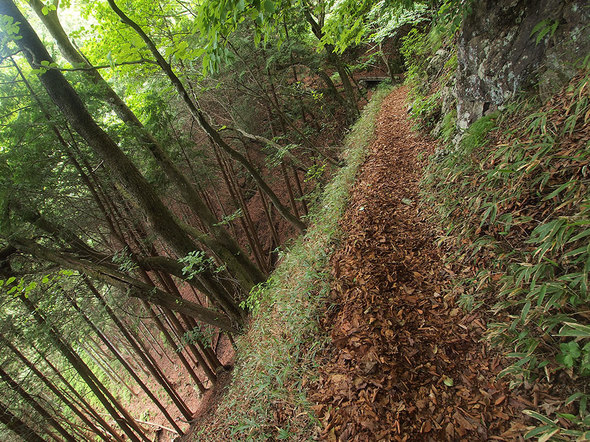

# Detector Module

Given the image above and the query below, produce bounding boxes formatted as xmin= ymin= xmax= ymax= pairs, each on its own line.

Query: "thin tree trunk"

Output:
xmin=143 ymin=301 xmax=208 ymax=395
xmin=28 ymin=0 xmax=264 ymax=290
xmin=0 ymin=336 xmax=111 ymax=441
xmin=292 ymin=166 xmax=309 ymax=216
xmin=157 ymin=271 xmax=222 ymax=379
xmin=9 ymin=238 xmax=238 ymax=332
xmin=258 ymin=187 xmax=281 ymax=248
xmin=34 ymin=348 xmax=123 ymax=441
xmin=0 ymin=398 xmax=47 ymax=442
xmin=0 ymin=366 xmax=77 ymax=442
xmin=222 ymin=149 xmax=267 ymax=273
xmin=84 ymin=341 xmax=136 ymax=396
xmin=68 ymin=295 xmax=184 ymax=435
xmin=0 ymin=2 xmax=251 ymax=316
xmin=16 ymin=294 xmax=147 ymax=442
xmin=139 ymin=322 xmax=169 ymax=362
xmin=106 ymin=0 xmax=306 ymax=233
xmin=302 ymin=7 xmax=359 ymax=120
xmin=85 ymin=277 xmax=198 ymax=417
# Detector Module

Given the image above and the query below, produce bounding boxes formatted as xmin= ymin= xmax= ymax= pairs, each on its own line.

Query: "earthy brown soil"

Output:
xmin=309 ymin=87 xmax=532 ymax=441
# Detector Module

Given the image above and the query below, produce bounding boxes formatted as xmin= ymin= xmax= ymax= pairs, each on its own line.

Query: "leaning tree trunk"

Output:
xmin=106 ymin=0 xmax=306 ymax=233
xmin=67 ymin=295 xmax=184 ymax=435
xmin=0 ymin=398 xmax=47 ymax=442
xmin=0 ymin=0 xmax=247 ymax=319
xmin=27 ymin=0 xmax=265 ymax=290
xmin=16 ymin=293 xmax=147 ymax=442
xmin=33 ymin=349 xmax=123 ymax=441
xmin=85 ymin=278 xmax=197 ymax=417
xmin=9 ymin=237 xmax=238 ymax=332
xmin=302 ymin=8 xmax=359 ymax=121
xmin=0 ymin=366 xmax=77 ymax=442
xmin=0 ymin=336 xmax=110 ymax=441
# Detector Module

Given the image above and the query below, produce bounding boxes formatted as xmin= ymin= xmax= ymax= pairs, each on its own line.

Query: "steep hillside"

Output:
xmin=188 ymin=2 xmax=590 ymax=440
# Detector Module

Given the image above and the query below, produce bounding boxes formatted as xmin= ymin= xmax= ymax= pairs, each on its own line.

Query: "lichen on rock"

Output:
xmin=455 ymin=0 xmax=590 ymax=131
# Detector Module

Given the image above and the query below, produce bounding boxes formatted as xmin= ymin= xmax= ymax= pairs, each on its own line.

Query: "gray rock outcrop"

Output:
xmin=455 ymin=0 xmax=590 ymax=130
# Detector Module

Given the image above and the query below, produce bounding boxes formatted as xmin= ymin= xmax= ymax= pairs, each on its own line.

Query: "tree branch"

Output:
xmin=56 ymin=58 xmax=157 ymax=71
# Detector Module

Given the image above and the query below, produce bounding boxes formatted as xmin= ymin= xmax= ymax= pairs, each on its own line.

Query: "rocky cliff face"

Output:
xmin=455 ymin=0 xmax=590 ymax=130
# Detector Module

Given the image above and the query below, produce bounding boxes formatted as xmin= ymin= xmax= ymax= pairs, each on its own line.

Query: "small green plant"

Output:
xmin=530 ymin=19 xmax=559 ymax=44
xmin=181 ymin=325 xmax=214 ymax=350
xmin=213 ymin=208 xmax=243 ymax=226
xmin=240 ymin=277 xmax=273 ymax=313
xmin=400 ymin=10 xmax=458 ymax=132
xmin=410 ymin=89 xmax=442 ymax=130
xmin=440 ymin=109 xmax=457 ymax=142
xmin=556 ymin=341 xmax=590 ymax=375
xmin=179 ymin=250 xmax=225 ymax=279
xmin=523 ymin=408 xmax=590 ymax=440
xmin=112 ymin=247 xmax=137 ymax=273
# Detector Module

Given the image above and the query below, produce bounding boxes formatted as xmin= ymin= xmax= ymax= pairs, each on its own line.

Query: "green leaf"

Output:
xmin=542 ymin=181 xmax=573 ymax=200
xmin=557 ymin=352 xmax=574 ymax=368
xmin=566 ymin=392 xmax=584 ymax=405
xmin=263 ymin=0 xmax=275 ymax=14
xmin=566 ymin=341 xmax=581 ymax=358
xmin=568 ymin=228 xmax=590 ymax=243
xmin=559 ymin=322 xmax=590 ymax=338
xmin=524 ymin=424 xmax=555 ymax=439
xmin=523 ymin=410 xmax=556 ymax=425
xmin=442 ymin=375 xmax=454 ymax=386
xmin=521 ymin=301 xmax=531 ymax=323
xmin=539 ymin=429 xmax=560 ymax=442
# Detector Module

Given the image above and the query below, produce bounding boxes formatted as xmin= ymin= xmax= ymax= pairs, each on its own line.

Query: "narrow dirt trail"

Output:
xmin=311 ymin=87 xmax=528 ymax=441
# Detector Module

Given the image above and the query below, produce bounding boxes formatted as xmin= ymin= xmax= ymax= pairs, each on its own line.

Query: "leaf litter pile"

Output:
xmin=310 ymin=87 xmax=531 ymax=441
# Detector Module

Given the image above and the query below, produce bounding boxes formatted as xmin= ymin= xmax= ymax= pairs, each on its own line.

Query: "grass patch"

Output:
xmin=192 ymin=86 xmax=394 ymax=441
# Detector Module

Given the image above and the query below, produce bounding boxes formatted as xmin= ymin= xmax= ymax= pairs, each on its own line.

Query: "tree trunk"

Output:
xmin=33 ymin=348 xmax=123 ymax=441
xmin=9 ymin=237 xmax=238 ymax=332
xmin=0 ymin=336 xmax=110 ymax=440
xmin=0 ymin=1 xmax=251 ymax=315
xmin=302 ymin=8 xmax=359 ymax=120
xmin=0 ymin=366 xmax=77 ymax=442
xmin=0 ymin=398 xmax=47 ymax=442
xmin=27 ymin=0 xmax=265 ymax=290
xmin=16 ymin=293 xmax=148 ymax=442
xmin=106 ymin=0 xmax=306 ymax=233
xmin=85 ymin=278 xmax=196 ymax=419
xmin=67 ymin=295 xmax=184 ymax=435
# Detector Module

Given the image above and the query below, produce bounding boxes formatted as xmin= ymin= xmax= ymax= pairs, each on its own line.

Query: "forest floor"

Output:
xmin=308 ymin=87 xmax=534 ymax=441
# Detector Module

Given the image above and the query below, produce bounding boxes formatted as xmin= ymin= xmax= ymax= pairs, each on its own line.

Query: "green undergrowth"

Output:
xmin=192 ymin=86 xmax=393 ymax=441
xmin=421 ymin=70 xmax=590 ymax=439
xmin=401 ymin=5 xmax=590 ymax=438
xmin=400 ymin=11 xmax=457 ymax=133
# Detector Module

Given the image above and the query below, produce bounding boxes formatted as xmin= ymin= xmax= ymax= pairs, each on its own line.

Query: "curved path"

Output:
xmin=311 ymin=87 xmax=527 ymax=441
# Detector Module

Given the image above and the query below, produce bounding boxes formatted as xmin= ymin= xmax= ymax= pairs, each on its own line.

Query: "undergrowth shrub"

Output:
xmin=423 ymin=71 xmax=590 ymax=440
xmin=400 ymin=10 xmax=457 ymax=132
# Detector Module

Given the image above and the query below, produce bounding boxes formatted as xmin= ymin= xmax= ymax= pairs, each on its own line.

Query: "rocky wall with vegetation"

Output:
xmin=403 ymin=1 xmax=590 ymax=439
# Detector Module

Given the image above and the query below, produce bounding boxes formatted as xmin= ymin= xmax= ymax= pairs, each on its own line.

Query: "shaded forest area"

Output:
xmin=1 ymin=0 xmax=589 ymax=441
xmin=0 ymin=0 xmax=403 ymax=439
